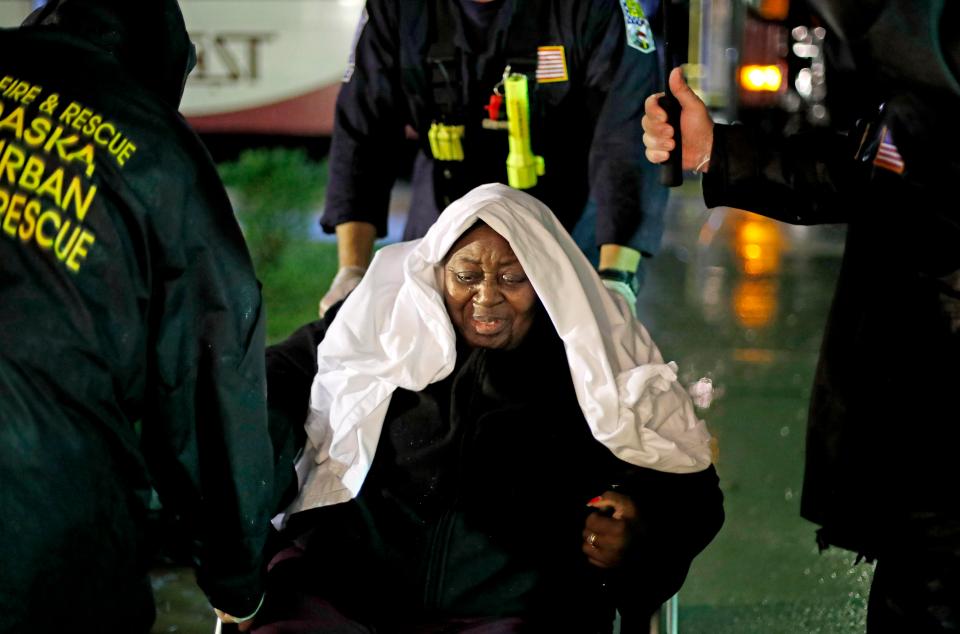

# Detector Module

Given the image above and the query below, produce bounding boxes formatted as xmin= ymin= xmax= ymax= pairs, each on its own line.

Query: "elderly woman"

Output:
xmin=256 ymin=184 xmax=722 ymax=633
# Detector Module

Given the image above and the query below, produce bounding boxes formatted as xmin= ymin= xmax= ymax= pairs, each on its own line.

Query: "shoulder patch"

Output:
xmin=343 ymin=7 xmax=369 ymax=83
xmin=873 ymin=127 xmax=906 ymax=175
xmin=536 ymin=45 xmax=569 ymax=83
xmin=619 ymin=0 xmax=656 ymax=54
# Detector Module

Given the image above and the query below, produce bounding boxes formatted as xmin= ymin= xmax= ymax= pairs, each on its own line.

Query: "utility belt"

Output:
xmin=420 ymin=0 xmax=547 ymax=208
xmin=427 ymin=67 xmax=544 ymax=182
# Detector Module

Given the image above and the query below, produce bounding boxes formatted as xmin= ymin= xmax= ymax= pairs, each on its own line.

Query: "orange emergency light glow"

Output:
xmin=740 ymin=65 xmax=783 ymax=92
xmin=757 ymin=0 xmax=790 ymax=21
xmin=742 ymin=243 xmax=763 ymax=261
xmin=735 ymin=218 xmax=782 ymax=276
xmin=733 ymin=279 xmax=778 ymax=329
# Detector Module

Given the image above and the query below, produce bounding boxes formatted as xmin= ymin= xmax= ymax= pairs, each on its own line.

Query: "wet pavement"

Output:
xmin=637 ymin=183 xmax=871 ymax=633
xmin=150 ymin=181 xmax=872 ymax=633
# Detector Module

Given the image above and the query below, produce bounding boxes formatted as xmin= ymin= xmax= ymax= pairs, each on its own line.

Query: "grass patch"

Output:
xmin=219 ymin=148 xmax=327 ymax=270
xmin=216 ymin=147 xmax=336 ymax=343
xmin=258 ymin=239 xmax=339 ymax=344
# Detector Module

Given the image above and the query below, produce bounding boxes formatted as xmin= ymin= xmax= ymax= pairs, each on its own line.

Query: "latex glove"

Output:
xmin=598 ymin=246 xmax=640 ymax=316
xmin=602 ymin=278 xmax=637 ymax=316
xmin=318 ymin=265 xmax=366 ymax=317
xmin=597 ymin=268 xmax=637 ymax=317
xmin=582 ymin=491 xmax=639 ymax=569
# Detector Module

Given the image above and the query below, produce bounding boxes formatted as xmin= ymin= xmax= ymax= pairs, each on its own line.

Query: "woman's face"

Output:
xmin=443 ymin=224 xmax=537 ymax=349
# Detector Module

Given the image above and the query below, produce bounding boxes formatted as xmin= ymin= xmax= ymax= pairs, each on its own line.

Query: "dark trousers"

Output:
xmin=250 ymin=543 xmax=530 ymax=634
xmin=867 ymin=515 xmax=960 ymax=632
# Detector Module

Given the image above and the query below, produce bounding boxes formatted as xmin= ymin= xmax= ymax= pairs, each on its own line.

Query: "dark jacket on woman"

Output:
xmin=266 ymin=311 xmax=723 ymax=632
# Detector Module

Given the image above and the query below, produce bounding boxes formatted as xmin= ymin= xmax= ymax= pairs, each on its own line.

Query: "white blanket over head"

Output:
xmin=283 ymin=184 xmax=713 ymax=518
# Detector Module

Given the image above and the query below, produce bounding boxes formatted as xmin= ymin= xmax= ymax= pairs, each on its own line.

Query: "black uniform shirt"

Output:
xmin=321 ymin=0 xmax=667 ymax=253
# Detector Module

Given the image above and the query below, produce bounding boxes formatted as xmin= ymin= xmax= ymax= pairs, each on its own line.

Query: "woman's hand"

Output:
xmin=581 ymin=490 xmax=639 ymax=568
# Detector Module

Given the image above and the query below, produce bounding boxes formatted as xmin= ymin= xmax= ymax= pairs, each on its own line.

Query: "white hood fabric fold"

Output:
xmin=282 ymin=184 xmax=713 ymax=519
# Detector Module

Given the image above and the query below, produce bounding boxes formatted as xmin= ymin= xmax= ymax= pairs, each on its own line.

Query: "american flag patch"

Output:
xmin=536 ymin=46 xmax=568 ymax=83
xmin=873 ymin=127 xmax=905 ymax=174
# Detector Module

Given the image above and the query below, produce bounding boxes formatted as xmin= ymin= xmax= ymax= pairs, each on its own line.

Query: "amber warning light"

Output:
xmin=739 ymin=65 xmax=783 ymax=92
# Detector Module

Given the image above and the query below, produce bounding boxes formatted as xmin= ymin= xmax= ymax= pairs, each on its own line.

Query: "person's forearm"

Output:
xmin=704 ymin=124 xmax=862 ymax=225
xmin=598 ymin=244 xmax=643 ymax=315
xmin=336 ymin=221 xmax=377 ymax=268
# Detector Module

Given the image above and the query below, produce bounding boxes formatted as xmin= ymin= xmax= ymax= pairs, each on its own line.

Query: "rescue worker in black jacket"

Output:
xmin=318 ymin=0 xmax=668 ymax=315
xmin=0 ymin=1 xmax=274 ymax=631
xmin=643 ymin=0 xmax=959 ymax=630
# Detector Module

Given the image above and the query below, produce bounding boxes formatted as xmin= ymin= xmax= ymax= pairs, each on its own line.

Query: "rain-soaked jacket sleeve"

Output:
xmin=703 ymin=116 xmax=960 ymax=276
xmin=321 ymin=0 xmax=408 ymax=237
xmin=140 ymin=151 xmax=273 ymax=618
xmin=702 ymin=123 xmax=860 ymax=225
xmin=583 ymin=0 xmax=667 ymax=251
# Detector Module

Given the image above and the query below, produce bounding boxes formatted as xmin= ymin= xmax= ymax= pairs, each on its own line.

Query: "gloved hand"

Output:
xmin=599 ymin=269 xmax=638 ymax=317
xmin=319 ymin=265 xmax=366 ymax=317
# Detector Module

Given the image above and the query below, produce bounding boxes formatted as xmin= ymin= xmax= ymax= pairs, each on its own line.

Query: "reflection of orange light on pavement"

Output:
xmin=742 ymin=243 xmax=763 ymax=260
xmin=733 ymin=348 xmax=776 ymax=364
xmin=735 ymin=217 xmax=783 ymax=276
xmin=740 ymin=221 xmax=769 ymax=244
xmin=740 ymin=65 xmax=783 ymax=92
xmin=743 ymin=257 xmax=766 ymax=276
xmin=733 ymin=278 xmax=778 ymax=329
